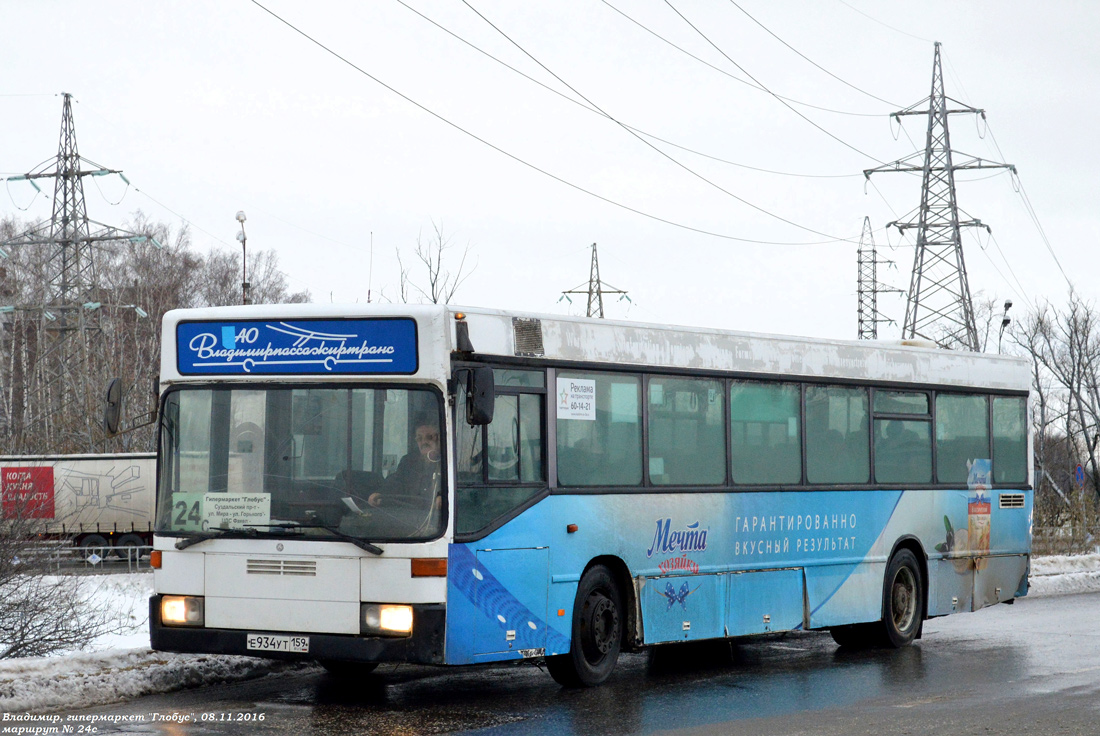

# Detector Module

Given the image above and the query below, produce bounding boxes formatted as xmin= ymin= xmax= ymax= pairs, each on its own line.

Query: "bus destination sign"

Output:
xmin=176 ymin=318 xmax=418 ymax=375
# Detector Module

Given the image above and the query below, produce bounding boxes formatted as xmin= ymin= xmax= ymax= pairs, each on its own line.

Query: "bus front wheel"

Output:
xmin=546 ymin=564 xmax=622 ymax=688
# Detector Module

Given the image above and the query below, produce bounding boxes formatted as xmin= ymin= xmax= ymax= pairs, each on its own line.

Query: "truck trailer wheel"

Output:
xmin=79 ymin=534 xmax=109 ymax=560
xmin=113 ymin=533 xmax=146 ymax=560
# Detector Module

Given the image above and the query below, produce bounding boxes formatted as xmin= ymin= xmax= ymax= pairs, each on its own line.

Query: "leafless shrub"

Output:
xmin=0 ymin=501 xmax=127 ymax=659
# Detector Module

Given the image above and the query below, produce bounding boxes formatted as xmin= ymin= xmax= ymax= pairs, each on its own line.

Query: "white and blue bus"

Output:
xmin=150 ymin=305 xmax=1031 ymax=686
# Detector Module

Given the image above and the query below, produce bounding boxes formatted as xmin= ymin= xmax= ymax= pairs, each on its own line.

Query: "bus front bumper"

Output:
xmin=149 ymin=595 xmax=446 ymax=665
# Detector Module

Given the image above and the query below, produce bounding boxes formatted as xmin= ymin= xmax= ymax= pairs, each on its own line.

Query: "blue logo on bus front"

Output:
xmin=176 ymin=319 xmax=418 ymax=375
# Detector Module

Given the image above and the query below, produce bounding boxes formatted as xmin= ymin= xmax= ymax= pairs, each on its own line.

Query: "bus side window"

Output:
xmin=936 ymin=394 xmax=990 ymax=484
xmin=992 ymin=396 xmax=1026 ymax=484
xmin=648 ymin=377 xmax=725 ymax=485
xmin=455 ymin=369 xmax=546 ymax=535
xmin=730 ymin=381 xmax=801 ymax=485
xmin=806 ymin=385 xmax=870 ymax=485
xmin=556 ymin=371 xmax=641 ymax=487
xmin=871 ymin=390 xmax=932 ymax=485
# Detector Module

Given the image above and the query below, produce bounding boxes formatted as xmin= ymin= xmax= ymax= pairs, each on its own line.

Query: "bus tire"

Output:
xmin=829 ymin=622 xmax=876 ymax=649
xmin=880 ymin=548 xmax=923 ymax=648
xmin=546 ymin=564 xmax=622 ymax=688
xmin=319 ymin=660 xmax=379 ymax=678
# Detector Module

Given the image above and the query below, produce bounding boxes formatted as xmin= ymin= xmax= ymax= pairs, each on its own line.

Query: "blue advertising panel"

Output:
xmin=176 ymin=319 xmax=418 ymax=375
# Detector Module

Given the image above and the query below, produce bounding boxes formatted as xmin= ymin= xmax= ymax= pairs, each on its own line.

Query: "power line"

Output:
xmin=132 ymin=188 xmax=236 ymax=249
xmin=459 ymin=0 xmax=853 ymax=241
xmin=0 ymin=93 xmax=155 ymax=451
xmin=395 ymin=0 xmax=861 ymax=180
xmin=250 ymin=0 xmax=857 ymax=246
xmin=600 ymin=0 xmax=887 ymax=118
xmin=833 ymin=0 xmax=933 ymax=44
xmin=982 ymin=125 xmax=1072 ymax=288
xmin=726 ymin=0 xmax=899 ymax=107
xmin=864 ymin=42 xmax=1014 ymax=351
xmin=983 ymin=230 xmax=1034 ymax=311
xmin=932 ymin=54 xmax=1071 ymax=290
xmin=661 ymin=0 xmax=887 ymax=164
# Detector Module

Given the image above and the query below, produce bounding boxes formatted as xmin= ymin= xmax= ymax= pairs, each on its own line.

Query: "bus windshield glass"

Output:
xmin=156 ymin=386 xmax=444 ymax=542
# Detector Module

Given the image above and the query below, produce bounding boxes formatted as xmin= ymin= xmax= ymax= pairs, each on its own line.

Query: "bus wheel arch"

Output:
xmin=887 ymin=536 xmax=929 ymax=637
xmin=588 ymin=555 xmax=640 ymax=651
xmin=831 ymin=540 xmax=927 ymax=650
xmin=546 ymin=559 xmax=629 ymax=687
xmin=880 ymin=544 xmax=925 ymax=648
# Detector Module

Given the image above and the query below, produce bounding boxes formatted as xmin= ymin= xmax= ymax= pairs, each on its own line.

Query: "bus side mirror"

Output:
xmin=103 ymin=377 xmax=122 ymax=435
xmin=465 ymin=366 xmax=495 ymax=426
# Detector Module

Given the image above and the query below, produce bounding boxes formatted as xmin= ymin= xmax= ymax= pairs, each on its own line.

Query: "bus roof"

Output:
xmin=160 ymin=304 xmax=1031 ymax=392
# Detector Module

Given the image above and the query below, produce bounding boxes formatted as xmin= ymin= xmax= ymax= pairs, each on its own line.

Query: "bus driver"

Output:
xmin=368 ymin=420 xmax=441 ymax=508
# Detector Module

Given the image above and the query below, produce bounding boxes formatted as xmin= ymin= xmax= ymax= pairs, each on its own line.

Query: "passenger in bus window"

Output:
xmin=368 ymin=420 xmax=441 ymax=507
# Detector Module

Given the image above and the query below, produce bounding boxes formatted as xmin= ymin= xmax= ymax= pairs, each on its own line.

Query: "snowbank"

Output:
xmin=0 ymin=649 xmax=302 ymax=713
xmin=0 ymin=573 xmax=309 ymax=713
xmin=2 ymin=555 xmax=1098 ymax=714
xmin=1028 ymin=552 xmax=1100 ymax=597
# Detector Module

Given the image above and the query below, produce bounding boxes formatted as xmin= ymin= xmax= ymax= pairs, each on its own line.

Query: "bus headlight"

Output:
xmin=361 ymin=604 xmax=413 ymax=636
xmin=161 ymin=595 xmax=205 ymax=627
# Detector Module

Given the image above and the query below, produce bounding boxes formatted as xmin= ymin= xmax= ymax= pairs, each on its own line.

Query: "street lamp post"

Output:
xmin=998 ymin=299 xmax=1013 ymax=353
xmin=236 ymin=211 xmax=250 ymax=305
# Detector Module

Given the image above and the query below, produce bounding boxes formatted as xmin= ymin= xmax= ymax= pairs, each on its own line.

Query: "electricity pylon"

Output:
xmin=864 ymin=43 xmax=1014 ymax=351
xmin=856 ymin=217 xmax=901 ymax=340
xmin=0 ymin=93 xmax=155 ymax=451
xmin=559 ymin=243 xmax=629 ymax=318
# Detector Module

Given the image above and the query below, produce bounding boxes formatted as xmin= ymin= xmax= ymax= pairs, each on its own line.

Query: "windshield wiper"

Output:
xmin=174 ymin=526 xmax=257 ymax=550
xmin=249 ymin=522 xmax=383 ymax=556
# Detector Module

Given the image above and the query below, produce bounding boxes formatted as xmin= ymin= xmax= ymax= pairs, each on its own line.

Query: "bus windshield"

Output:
xmin=156 ymin=386 xmax=444 ymax=542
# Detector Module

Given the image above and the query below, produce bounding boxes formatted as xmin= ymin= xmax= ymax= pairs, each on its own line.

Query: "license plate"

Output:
xmin=246 ymin=633 xmax=310 ymax=653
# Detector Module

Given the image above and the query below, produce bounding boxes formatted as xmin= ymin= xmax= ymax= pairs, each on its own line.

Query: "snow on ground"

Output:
xmin=0 ymin=573 xmax=310 ymax=714
xmin=2 ymin=555 xmax=1099 ymax=715
xmin=1027 ymin=552 xmax=1100 ymax=596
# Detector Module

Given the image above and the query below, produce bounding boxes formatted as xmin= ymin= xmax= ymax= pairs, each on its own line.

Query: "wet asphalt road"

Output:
xmin=65 ymin=590 xmax=1100 ymax=736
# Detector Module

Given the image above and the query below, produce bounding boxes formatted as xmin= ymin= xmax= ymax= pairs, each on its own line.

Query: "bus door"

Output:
xmin=452 ymin=366 xmax=551 ymax=660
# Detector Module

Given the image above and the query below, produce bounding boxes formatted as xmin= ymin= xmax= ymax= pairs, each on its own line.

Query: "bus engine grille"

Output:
xmin=998 ymin=493 xmax=1026 ymax=509
xmin=246 ymin=559 xmax=318 ymax=576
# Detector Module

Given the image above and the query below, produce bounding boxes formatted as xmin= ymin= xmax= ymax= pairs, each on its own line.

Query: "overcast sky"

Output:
xmin=1 ymin=1 xmax=1093 ymax=342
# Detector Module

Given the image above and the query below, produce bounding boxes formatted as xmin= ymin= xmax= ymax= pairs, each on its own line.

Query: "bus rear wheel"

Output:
xmin=881 ymin=548 xmax=923 ymax=648
xmin=830 ymin=549 xmax=924 ymax=649
xmin=829 ymin=622 xmax=876 ymax=649
xmin=546 ymin=564 xmax=622 ymax=688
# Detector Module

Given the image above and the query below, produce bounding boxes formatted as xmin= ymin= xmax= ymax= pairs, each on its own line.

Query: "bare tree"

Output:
xmin=0 ymin=501 xmax=127 ymax=659
xmin=1014 ymin=291 xmax=1100 ymax=551
xmin=397 ymin=221 xmax=475 ymax=304
xmin=198 ymin=248 xmax=309 ymax=307
xmin=0 ymin=211 xmax=310 ymax=454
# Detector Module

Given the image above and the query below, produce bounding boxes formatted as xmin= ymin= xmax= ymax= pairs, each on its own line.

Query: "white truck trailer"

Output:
xmin=1 ymin=453 xmax=155 ymax=554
